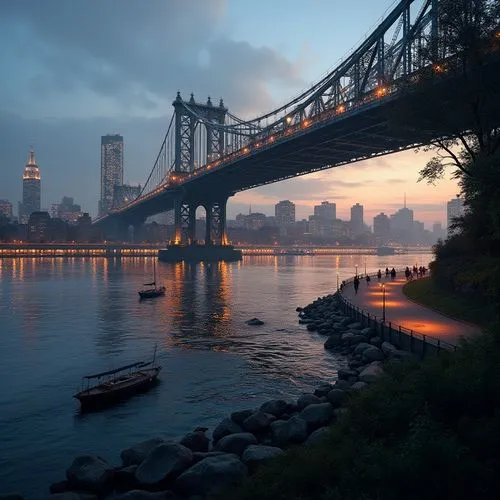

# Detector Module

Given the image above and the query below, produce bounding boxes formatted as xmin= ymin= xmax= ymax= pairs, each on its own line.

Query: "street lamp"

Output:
xmin=336 ymin=272 xmax=339 ymax=292
xmin=380 ymin=283 xmax=386 ymax=322
xmin=355 ymin=264 xmax=358 ymax=277
xmin=364 ymin=260 xmax=367 ymax=276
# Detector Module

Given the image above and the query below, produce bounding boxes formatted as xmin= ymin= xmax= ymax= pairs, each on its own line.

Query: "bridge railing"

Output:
xmin=337 ymin=271 xmax=457 ymax=358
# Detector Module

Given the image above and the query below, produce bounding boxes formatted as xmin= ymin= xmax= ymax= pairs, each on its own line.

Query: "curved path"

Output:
xmin=342 ymin=276 xmax=481 ymax=345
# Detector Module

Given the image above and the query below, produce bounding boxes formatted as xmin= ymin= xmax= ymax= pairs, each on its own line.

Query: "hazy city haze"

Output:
xmin=0 ymin=0 xmax=460 ymax=225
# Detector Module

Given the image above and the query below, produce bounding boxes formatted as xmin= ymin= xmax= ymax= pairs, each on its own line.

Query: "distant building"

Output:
xmin=99 ymin=134 xmax=124 ymax=217
xmin=447 ymin=197 xmax=465 ymax=234
xmin=0 ymin=199 xmax=13 ymax=219
xmin=373 ymin=212 xmax=390 ymax=240
xmin=390 ymin=206 xmax=414 ymax=232
xmin=350 ymin=203 xmax=364 ymax=236
xmin=275 ymin=200 xmax=295 ymax=227
xmin=432 ymin=222 xmax=446 ymax=240
xmin=112 ymin=184 xmax=141 ymax=209
xmin=245 ymin=212 xmax=267 ymax=230
xmin=19 ymin=149 xmax=41 ymax=224
xmin=54 ymin=196 xmax=82 ymax=224
xmin=314 ymin=201 xmax=336 ymax=220
xmin=27 ymin=211 xmax=51 ymax=242
xmin=76 ymin=213 xmax=92 ymax=242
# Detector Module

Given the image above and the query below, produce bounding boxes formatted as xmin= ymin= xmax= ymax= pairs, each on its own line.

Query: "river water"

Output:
xmin=0 ymin=252 xmax=431 ymax=498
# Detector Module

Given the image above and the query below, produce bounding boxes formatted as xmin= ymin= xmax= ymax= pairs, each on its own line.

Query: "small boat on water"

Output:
xmin=74 ymin=348 xmax=162 ymax=411
xmin=138 ymin=260 xmax=165 ymax=299
xmin=376 ymin=246 xmax=396 ymax=256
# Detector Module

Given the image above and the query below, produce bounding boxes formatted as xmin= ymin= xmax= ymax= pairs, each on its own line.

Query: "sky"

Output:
xmin=0 ymin=0 xmax=461 ymax=227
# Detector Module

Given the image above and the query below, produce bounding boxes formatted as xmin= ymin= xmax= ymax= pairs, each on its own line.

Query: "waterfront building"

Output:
xmin=27 ymin=211 xmax=51 ymax=242
xmin=275 ymin=200 xmax=295 ymax=227
xmin=373 ymin=212 xmax=390 ymax=240
xmin=314 ymin=201 xmax=336 ymax=220
xmin=19 ymin=149 xmax=41 ymax=224
xmin=76 ymin=213 xmax=92 ymax=242
xmin=350 ymin=203 xmax=364 ymax=236
xmin=0 ymin=199 xmax=13 ymax=219
xmin=112 ymin=184 xmax=141 ymax=210
xmin=447 ymin=196 xmax=465 ymax=235
xmin=99 ymin=134 xmax=123 ymax=217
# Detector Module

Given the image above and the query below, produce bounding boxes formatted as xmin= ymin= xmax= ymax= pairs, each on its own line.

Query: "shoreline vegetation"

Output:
xmin=403 ymin=277 xmax=494 ymax=327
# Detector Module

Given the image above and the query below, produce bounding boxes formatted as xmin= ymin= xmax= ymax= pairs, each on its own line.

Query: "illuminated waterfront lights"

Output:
xmin=302 ymin=119 xmax=310 ymax=128
xmin=243 ymin=147 xmax=249 ymax=154
xmin=286 ymin=116 xmax=293 ymax=124
xmin=337 ymin=104 xmax=346 ymax=113
xmin=375 ymin=86 xmax=387 ymax=98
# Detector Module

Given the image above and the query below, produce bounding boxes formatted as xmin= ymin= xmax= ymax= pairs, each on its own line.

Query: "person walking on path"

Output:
xmin=366 ymin=274 xmax=371 ymax=286
xmin=354 ymin=275 xmax=360 ymax=295
xmin=385 ymin=267 xmax=389 ymax=278
xmin=377 ymin=269 xmax=382 ymax=281
xmin=390 ymin=268 xmax=396 ymax=280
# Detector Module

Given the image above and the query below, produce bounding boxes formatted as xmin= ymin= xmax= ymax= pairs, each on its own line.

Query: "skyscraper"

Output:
xmin=373 ymin=212 xmax=390 ymax=240
xmin=447 ymin=197 xmax=464 ymax=235
xmin=350 ymin=203 xmax=364 ymax=236
xmin=314 ymin=201 xmax=336 ymax=220
xmin=275 ymin=200 xmax=295 ymax=227
xmin=99 ymin=134 xmax=124 ymax=217
xmin=19 ymin=149 xmax=41 ymax=224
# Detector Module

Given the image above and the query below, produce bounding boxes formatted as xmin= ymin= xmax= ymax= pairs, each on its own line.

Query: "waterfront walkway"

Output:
xmin=342 ymin=276 xmax=481 ymax=345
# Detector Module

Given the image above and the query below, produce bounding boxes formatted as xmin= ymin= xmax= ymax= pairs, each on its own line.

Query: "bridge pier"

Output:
xmin=162 ymin=195 xmax=240 ymax=262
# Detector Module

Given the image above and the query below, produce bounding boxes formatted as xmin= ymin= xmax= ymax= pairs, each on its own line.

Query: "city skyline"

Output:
xmin=0 ymin=0 xmax=460 ymax=226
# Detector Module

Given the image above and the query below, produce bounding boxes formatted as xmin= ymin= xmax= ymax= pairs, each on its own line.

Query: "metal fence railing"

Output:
xmin=337 ymin=271 xmax=457 ymax=358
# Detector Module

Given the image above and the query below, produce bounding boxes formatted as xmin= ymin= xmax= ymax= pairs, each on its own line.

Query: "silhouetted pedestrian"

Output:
xmin=366 ymin=275 xmax=371 ymax=286
xmin=390 ymin=268 xmax=396 ymax=280
xmin=354 ymin=276 xmax=360 ymax=295
xmin=385 ymin=267 xmax=389 ymax=278
xmin=377 ymin=269 xmax=382 ymax=280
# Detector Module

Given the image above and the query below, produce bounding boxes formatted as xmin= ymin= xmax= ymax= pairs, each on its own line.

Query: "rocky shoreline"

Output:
xmin=2 ymin=291 xmax=413 ymax=500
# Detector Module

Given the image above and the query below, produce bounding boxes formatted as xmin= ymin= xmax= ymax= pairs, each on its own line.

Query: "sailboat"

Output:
xmin=138 ymin=260 xmax=166 ymax=299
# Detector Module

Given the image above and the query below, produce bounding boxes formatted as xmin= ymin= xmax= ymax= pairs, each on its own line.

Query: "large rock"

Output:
xmin=327 ymin=389 xmax=347 ymax=408
xmin=359 ymin=363 xmax=385 ymax=383
xmin=212 ymin=418 xmax=243 ymax=443
xmin=381 ymin=341 xmax=398 ymax=356
xmin=337 ymin=369 xmax=358 ymax=381
xmin=114 ymin=491 xmax=176 ymax=500
xmin=362 ymin=346 xmax=385 ymax=362
xmin=242 ymin=411 xmax=275 ymax=433
xmin=214 ymin=433 xmax=257 ymax=456
xmin=260 ymin=399 xmax=287 ymax=417
xmin=192 ymin=451 xmax=226 ymax=463
xmin=246 ymin=318 xmax=264 ymax=325
xmin=270 ymin=416 xmax=308 ymax=446
xmin=135 ymin=443 xmax=193 ymax=486
xmin=114 ymin=465 xmax=139 ymax=492
xmin=180 ymin=430 xmax=209 ymax=453
xmin=353 ymin=342 xmax=373 ymax=355
xmin=230 ymin=409 xmax=255 ymax=426
xmin=241 ymin=445 xmax=284 ymax=469
xmin=324 ymin=335 xmax=341 ymax=350
xmin=299 ymin=403 xmax=334 ymax=428
xmin=66 ymin=455 xmax=114 ymax=493
xmin=175 ymin=454 xmax=248 ymax=496
xmin=296 ymin=394 xmax=322 ymax=410
xmin=121 ymin=438 xmax=166 ymax=467
xmin=350 ymin=381 xmax=368 ymax=391
xmin=314 ymin=383 xmax=334 ymax=398
xmin=303 ymin=427 xmax=331 ymax=447
xmin=48 ymin=494 xmax=81 ymax=500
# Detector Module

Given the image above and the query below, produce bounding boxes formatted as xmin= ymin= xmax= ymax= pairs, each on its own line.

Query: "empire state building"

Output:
xmin=19 ymin=149 xmax=41 ymax=223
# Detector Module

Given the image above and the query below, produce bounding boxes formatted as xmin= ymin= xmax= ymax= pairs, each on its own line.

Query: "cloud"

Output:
xmin=0 ymin=0 xmax=303 ymax=119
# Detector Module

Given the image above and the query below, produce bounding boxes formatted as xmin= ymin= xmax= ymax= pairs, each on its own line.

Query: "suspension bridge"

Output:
xmin=94 ymin=0 xmax=500 ymax=261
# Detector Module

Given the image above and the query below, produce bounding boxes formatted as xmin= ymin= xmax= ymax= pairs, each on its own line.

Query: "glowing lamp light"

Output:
xmin=337 ymin=104 xmax=346 ymax=113
xmin=375 ymin=86 xmax=387 ymax=98
xmin=286 ymin=116 xmax=292 ymax=124
xmin=302 ymin=119 xmax=310 ymax=128
xmin=243 ymin=147 xmax=249 ymax=153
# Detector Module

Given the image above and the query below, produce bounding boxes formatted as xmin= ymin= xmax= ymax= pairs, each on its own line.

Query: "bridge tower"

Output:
xmin=171 ymin=93 xmax=230 ymax=246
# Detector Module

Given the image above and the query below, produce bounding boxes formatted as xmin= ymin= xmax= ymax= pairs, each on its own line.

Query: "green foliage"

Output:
xmin=217 ymin=331 xmax=500 ymax=500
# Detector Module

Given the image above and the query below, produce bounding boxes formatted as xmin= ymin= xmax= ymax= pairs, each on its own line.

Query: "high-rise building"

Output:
xmin=99 ymin=134 xmax=124 ymax=216
xmin=19 ymin=149 xmax=41 ymax=224
xmin=350 ymin=203 xmax=364 ymax=235
xmin=27 ymin=211 xmax=51 ymax=242
xmin=447 ymin=197 xmax=464 ymax=234
xmin=373 ymin=212 xmax=390 ymax=240
xmin=314 ymin=201 xmax=336 ymax=220
xmin=275 ymin=200 xmax=295 ymax=227
xmin=0 ymin=199 xmax=13 ymax=219
xmin=54 ymin=196 xmax=83 ymax=224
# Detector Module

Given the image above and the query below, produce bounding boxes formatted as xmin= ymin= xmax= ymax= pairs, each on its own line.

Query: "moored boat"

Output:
xmin=74 ymin=348 xmax=162 ymax=411
xmin=138 ymin=260 xmax=165 ymax=299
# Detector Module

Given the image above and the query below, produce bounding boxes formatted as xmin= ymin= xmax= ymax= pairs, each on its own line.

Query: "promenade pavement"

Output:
xmin=342 ymin=275 xmax=481 ymax=345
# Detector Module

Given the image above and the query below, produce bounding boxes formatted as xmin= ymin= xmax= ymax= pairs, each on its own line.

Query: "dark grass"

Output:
xmin=403 ymin=277 xmax=494 ymax=327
